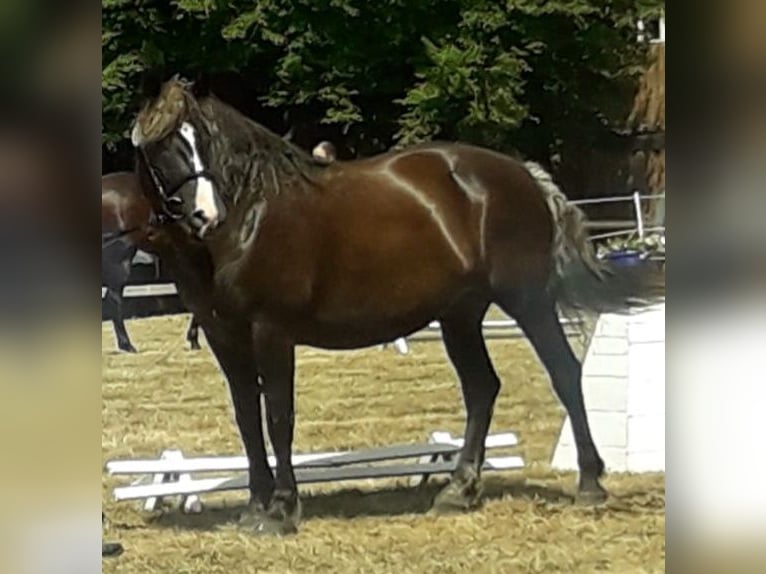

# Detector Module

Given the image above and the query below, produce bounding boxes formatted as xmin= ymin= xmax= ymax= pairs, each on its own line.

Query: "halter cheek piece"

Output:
xmin=139 ymin=147 xmax=215 ymax=225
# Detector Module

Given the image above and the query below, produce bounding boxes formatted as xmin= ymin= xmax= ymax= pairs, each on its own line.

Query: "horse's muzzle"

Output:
xmin=191 ymin=209 xmax=219 ymax=238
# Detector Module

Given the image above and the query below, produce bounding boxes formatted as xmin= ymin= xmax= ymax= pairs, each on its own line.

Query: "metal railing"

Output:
xmin=571 ymin=191 xmax=665 ymax=243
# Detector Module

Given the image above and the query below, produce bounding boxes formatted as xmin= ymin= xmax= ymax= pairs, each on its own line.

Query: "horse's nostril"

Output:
xmin=192 ymin=209 xmax=209 ymax=223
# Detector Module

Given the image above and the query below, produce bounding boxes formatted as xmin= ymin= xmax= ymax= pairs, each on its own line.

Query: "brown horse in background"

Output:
xmin=131 ymin=78 xmax=663 ymax=536
xmin=102 ymin=172 xmax=200 ymax=352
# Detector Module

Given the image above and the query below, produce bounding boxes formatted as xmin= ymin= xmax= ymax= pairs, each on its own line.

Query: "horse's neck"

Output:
xmin=157 ymin=229 xmax=212 ymax=285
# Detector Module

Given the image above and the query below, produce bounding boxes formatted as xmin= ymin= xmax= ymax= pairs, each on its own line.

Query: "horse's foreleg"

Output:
xmin=252 ymin=325 xmax=300 ymax=535
xmin=204 ymin=329 xmax=274 ymax=511
xmin=433 ymin=301 xmax=499 ymax=513
xmin=106 ymin=287 xmax=136 ymax=353
xmin=186 ymin=316 xmax=201 ymax=350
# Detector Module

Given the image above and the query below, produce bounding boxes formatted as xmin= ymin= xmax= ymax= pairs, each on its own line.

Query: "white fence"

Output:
xmin=571 ymin=192 xmax=665 ymax=243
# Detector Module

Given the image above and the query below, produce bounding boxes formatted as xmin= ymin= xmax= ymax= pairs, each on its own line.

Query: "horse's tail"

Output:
xmin=524 ymin=161 xmax=664 ymax=314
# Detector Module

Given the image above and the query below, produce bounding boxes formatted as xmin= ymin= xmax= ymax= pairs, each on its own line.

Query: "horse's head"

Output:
xmin=131 ymin=75 xmax=226 ymax=238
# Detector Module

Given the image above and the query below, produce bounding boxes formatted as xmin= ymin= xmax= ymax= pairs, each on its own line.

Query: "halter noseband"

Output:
xmin=139 ymin=146 xmax=215 ymax=224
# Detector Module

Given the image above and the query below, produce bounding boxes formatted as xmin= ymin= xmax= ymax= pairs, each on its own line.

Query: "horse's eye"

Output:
xmin=167 ymin=196 xmax=183 ymax=206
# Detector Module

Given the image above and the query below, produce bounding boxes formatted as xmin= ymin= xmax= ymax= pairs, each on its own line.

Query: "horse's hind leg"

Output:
xmin=498 ymin=290 xmax=607 ymax=504
xmin=186 ymin=316 xmax=201 ymax=350
xmin=432 ymin=299 xmax=499 ymax=513
xmin=106 ymin=287 xmax=137 ymax=353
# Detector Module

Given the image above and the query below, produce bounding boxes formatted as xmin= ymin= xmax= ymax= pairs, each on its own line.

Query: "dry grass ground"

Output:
xmin=102 ymin=314 xmax=664 ymax=573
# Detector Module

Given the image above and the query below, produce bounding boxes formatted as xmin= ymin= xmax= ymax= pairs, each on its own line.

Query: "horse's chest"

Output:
xmin=211 ymin=250 xmax=314 ymax=320
xmin=211 ymin=206 xmax=315 ymax=308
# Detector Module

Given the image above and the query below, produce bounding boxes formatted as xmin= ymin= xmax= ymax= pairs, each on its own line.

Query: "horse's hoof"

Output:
xmin=239 ymin=499 xmax=300 ymax=536
xmin=430 ymin=481 xmax=483 ymax=514
xmin=119 ymin=345 xmax=138 ymax=354
xmin=575 ymin=487 xmax=608 ymax=506
xmin=237 ymin=506 xmax=265 ymax=528
xmin=251 ymin=516 xmax=298 ymax=537
xmin=189 ymin=343 xmax=201 ymax=351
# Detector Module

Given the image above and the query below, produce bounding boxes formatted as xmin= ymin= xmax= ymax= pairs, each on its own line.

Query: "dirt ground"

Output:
xmin=102 ymin=314 xmax=664 ymax=573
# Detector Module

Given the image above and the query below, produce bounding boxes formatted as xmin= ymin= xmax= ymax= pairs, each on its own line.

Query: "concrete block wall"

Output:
xmin=551 ymin=303 xmax=665 ymax=473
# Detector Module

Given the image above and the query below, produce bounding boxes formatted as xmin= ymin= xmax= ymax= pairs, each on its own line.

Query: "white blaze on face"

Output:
xmin=178 ymin=122 xmax=218 ymax=230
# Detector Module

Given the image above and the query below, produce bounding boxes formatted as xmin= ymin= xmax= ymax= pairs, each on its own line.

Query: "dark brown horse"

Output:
xmin=131 ymin=78 xmax=663 ymax=536
xmin=102 ymin=172 xmax=200 ymax=352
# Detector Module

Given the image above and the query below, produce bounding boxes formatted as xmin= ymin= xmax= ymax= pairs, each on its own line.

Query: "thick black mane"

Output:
xmin=188 ymin=94 xmax=323 ymax=206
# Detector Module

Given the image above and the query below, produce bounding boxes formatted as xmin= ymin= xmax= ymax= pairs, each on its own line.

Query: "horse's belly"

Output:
xmin=290 ymin=275 xmax=478 ymax=349
xmin=290 ymin=311 xmax=438 ymax=349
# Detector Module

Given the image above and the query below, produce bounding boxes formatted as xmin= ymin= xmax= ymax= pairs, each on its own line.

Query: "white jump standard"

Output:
xmin=551 ymin=302 xmax=665 ymax=473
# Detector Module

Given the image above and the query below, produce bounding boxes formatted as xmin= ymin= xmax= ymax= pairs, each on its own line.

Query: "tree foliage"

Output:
xmin=102 ymin=0 xmax=663 ymax=161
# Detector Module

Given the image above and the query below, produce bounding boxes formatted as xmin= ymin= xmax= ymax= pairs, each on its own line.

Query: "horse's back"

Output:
xmin=326 ymin=141 xmax=554 ymax=289
xmin=332 ymin=141 xmax=536 ymax=201
xmin=102 ymin=171 xmax=141 ymax=201
xmin=102 ymin=171 xmax=152 ymax=234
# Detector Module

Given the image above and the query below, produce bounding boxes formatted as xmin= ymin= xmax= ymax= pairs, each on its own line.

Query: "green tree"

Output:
xmin=102 ymin=0 xmax=663 ymax=163
xmin=398 ymin=0 xmax=663 ymax=155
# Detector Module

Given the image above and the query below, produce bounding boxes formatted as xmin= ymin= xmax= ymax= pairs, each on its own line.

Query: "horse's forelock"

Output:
xmin=135 ymin=79 xmax=195 ymax=145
